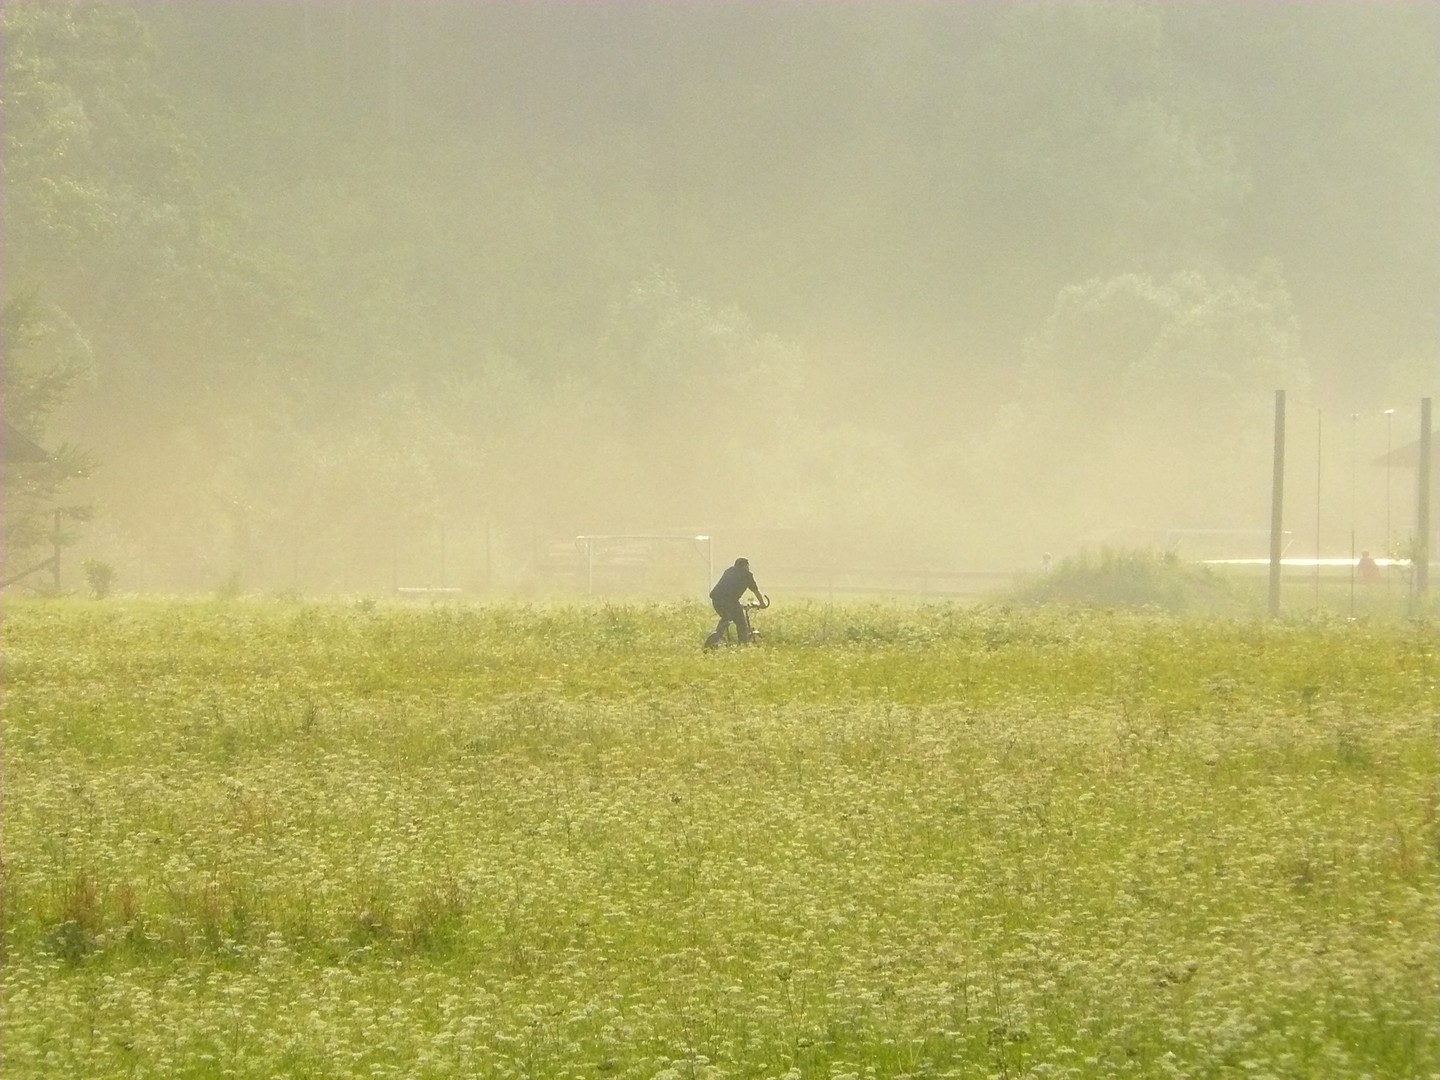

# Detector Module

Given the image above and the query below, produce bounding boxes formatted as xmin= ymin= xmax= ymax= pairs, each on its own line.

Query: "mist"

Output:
xmin=3 ymin=2 xmax=1437 ymax=596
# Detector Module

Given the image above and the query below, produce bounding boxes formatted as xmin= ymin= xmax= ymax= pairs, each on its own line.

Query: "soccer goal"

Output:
xmin=573 ymin=533 xmax=714 ymax=596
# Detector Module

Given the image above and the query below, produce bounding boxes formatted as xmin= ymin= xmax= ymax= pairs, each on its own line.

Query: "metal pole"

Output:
xmin=1268 ymin=390 xmax=1286 ymax=617
xmin=1417 ymin=397 xmax=1432 ymax=604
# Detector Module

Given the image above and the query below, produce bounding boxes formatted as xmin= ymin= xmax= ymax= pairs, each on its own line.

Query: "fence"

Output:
xmin=762 ymin=566 xmax=1019 ymax=601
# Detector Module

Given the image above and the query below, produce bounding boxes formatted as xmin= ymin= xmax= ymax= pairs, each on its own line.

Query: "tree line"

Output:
xmin=3 ymin=2 xmax=1435 ymax=591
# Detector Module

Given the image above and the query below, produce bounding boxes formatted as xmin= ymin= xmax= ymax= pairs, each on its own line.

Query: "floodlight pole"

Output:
xmin=1268 ymin=389 xmax=1286 ymax=617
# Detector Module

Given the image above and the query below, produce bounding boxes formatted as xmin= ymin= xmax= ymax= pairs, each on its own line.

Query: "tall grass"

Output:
xmin=2 ymin=598 xmax=1436 ymax=1078
xmin=1004 ymin=548 xmax=1238 ymax=614
xmin=1006 ymin=545 xmax=1438 ymax=620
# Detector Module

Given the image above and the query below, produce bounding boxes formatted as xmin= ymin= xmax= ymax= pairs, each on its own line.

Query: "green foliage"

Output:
xmin=80 ymin=558 xmax=115 ymax=599
xmin=3 ymin=3 xmax=1436 ymax=588
xmin=1004 ymin=268 xmax=1309 ymax=538
xmin=1006 ymin=547 xmax=1237 ymax=613
xmin=596 ymin=269 xmax=806 ymax=523
xmin=1 ymin=600 xmax=1436 ymax=1077
xmin=0 ymin=293 xmax=95 ymax=574
xmin=213 ymin=571 xmax=244 ymax=602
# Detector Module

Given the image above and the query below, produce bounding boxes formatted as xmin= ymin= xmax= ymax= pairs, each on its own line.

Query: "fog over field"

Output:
xmin=3 ymin=2 xmax=1437 ymax=594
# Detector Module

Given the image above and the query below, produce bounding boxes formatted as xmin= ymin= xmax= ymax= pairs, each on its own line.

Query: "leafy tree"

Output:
xmin=0 ymin=293 xmax=95 ymax=587
xmin=2 ymin=1 xmax=321 ymax=587
xmin=596 ymin=270 xmax=805 ymax=527
xmin=1164 ymin=4 xmax=1440 ymax=395
xmin=1000 ymin=268 xmax=1309 ymax=540
xmin=3 ymin=2 xmax=1433 ymax=589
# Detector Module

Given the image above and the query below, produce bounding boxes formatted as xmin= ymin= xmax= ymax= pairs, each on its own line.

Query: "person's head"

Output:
xmin=734 ymin=557 xmax=749 ymax=569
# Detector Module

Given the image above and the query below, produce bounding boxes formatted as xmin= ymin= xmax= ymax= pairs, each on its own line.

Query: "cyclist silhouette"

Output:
xmin=708 ymin=557 xmax=764 ymax=644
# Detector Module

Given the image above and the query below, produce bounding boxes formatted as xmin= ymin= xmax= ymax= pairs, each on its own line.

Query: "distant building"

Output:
xmin=1374 ymin=436 xmax=1440 ymax=472
xmin=1374 ymin=435 xmax=1438 ymax=508
xmin=1 ymin=419 xmax=48 ymax=464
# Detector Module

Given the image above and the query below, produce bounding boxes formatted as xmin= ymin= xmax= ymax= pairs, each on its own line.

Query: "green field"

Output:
xmin=2 ymin=599 xmax=1437 ymax=1079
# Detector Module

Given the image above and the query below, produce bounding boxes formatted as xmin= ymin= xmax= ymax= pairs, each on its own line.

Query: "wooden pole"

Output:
xmin=1348 ymin=412 xmax=1357 ymax=616
xmin=388 ymin=1 xmax=402 ymax=140
xmin=1268 ymin=390 xmax=1286 ymax=617
xmin=1386 ymin=408 xmax=1394 ymax=595
xmin=343 ymin=1 xmax=353 ymax=97
xmin=1313 ymin=409 xmax=1322 ymax=608
xmin=51 ymin=510 xmax=62 ymax=594
xmin=1417 ymin=397 xmax=1432 ymax=603
xmin=302 ymin=1 xmax=313 ymax=70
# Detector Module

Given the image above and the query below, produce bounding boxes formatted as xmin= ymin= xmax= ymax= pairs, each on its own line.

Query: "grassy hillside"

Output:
xmin=2 ymin=599 xmax=1436 ymax=1078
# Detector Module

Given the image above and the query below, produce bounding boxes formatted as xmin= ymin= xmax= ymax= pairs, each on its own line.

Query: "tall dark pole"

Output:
xmin=343 ymin=1 xmax=353 ymax=96
xmin=51 ymin=509 xmax=62 ymax=594
xmin=1417 ymin=397 xmax=1432 ymax=604
xmin=1314 ymin=409 xmax=1322 ymax=608
xmin=1269 ymin=390 xmax=1286 ymax=617
xmin=1386 ymin=408 xmax=1394 ymax=594
xmin=303 ymin=1 xmax=313 ymax=69
xmin=1349 ymin=412 xmax=1357 ymax=615
xmin=484 ymin=519 xmax=493 ymax=593
xmin=388 ymin=1 xmax=402 ymax=140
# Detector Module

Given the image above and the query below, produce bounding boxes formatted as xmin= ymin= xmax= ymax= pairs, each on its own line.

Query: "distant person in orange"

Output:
xmin=1357 ymin=550 xmax=1381 ymax=585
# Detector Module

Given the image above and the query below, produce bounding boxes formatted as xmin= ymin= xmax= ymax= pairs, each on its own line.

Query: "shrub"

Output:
xmin=80 ymin=558 xmax=116 ymax=599
xmin=214 ymin=572 xmax=244 ymax=601
xmin=1005 ymin=546 xmax=1235 ymax=613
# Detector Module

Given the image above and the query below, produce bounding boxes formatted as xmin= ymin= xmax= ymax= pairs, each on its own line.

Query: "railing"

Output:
xmin=763 ymin=566 xmax=1019 ymax=600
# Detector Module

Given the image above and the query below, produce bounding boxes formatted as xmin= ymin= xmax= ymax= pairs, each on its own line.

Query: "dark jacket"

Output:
xmin=710 ymin=564 xmax=758 ymax=604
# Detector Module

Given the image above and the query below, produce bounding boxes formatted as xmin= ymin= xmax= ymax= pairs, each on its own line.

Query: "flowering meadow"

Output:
xmin=2 ymin=599 xmax=1437 ymax=1079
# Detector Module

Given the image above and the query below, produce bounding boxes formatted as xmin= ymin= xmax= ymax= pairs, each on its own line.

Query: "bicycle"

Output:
xmin=704 ymin=594 xmax=769 ymax=649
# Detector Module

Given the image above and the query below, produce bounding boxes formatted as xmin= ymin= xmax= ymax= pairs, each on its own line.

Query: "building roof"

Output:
xmin=1 ymin=419 xmax=49 ymax=463
xmin=1373 ymin=435 xmax=1437 ymax=469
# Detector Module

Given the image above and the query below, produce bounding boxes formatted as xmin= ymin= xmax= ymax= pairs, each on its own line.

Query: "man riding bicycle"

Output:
xmin=709 ymin=557 xmax=764 ymax=644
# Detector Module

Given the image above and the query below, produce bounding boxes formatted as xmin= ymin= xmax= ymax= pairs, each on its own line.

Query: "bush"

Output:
xmin=214 ymin=572 xmax=244 ymax=601
xmin=80 ymin=558 xmax=116 ymax=599
xmin=1005 ymin=547 xmax=1235 ymax=613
